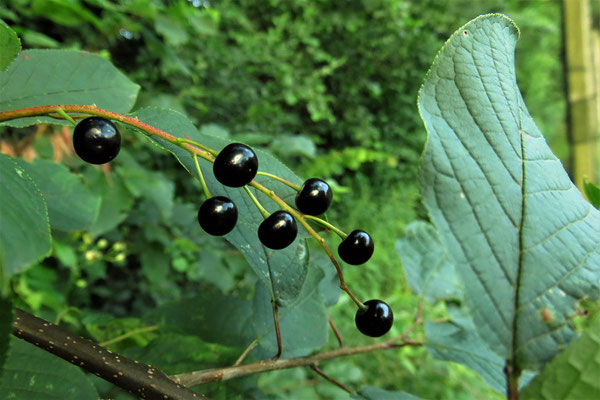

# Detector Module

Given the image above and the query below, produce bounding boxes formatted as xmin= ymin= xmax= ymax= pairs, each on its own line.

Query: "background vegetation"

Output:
xmin=0 ymin=0 xmax=579 ymax=398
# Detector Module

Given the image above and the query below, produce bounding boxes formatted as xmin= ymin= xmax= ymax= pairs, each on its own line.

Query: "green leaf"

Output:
xmin=351 ymin=386 xmax=422 ymax=400
xmin=0 ymin=19 xmax=20 ymax=71
xmin=14 ymin=159 xmax=101 ymax=232
xmin=250 ymin=264 xmax=329 ymax=359
xmin=0 ymin=298 xmax=13 ymax=373
xmin=396 ymin=222 xmax=463 ymax=303
xmin=0 ymin=154 xmax=51 ymax=281
xmin=417 ymin=14 xmax=600 ymax=369
xmin=147 ymin=286 xmax=254 ymax=348
xmin=85 ymin=168 xmax=134 ymax=237
xmin=0 ymin=337 xmax=99 ymax=399
xmin=583 ymin=179 xmax=600 ymax=209
xmin=146 ymin=265 xmax=329 ymax=357
xmin=131 ymin=107 xmax=311 ymax=306
xmin=425 ymin=306 xmax=535 ymax=394
xmin=148 ymin=265 xmax=329 ymax=358
xmin=0 ymin=49 xmax=140 ymax=127
xmin=30 ymin=0 xmax=102 ymax=29
xmin=521 ymin=316 xmax=600 ymax=400
xmin=117 ymin=150 xmax=175 ymax=220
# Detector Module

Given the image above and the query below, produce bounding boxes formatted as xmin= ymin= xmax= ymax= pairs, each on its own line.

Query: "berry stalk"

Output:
xmin=193 ymin=154 xmax=212 ymax=199
xmin=256 ymin=171 xmax=302 ymax=191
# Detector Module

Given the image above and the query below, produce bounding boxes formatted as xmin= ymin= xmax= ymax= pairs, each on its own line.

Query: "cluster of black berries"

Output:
xmin=72 ymin=117 xmax=392 ymax=337
xmin=203 ymin=143 xmax=376 ymax=266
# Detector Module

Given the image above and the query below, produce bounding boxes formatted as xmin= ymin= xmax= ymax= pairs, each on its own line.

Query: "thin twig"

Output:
xmin=401 ymin=299 xmax=424 ymax=340
xmin=328 ymin=314 xmax=344 ymax=348
xmin=310 ymin=364 xmax=352 ymax=393
xmin=233 ymin=339 xmax=259 ymax=367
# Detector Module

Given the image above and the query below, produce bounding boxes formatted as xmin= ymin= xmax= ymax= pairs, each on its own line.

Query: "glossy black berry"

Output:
xmin=295 ymin=178 xmax=333 ymax=215
xmin=198 ymin=196 xmax=238 ymax=236
xmin=213 ymin=143 xmax=258 ymax=187
xmin=258 ymin=210 xmax=298 ymax=250
xmin=355 ymin=299 xmax=393 ymax=337
xmin=337 ymin=230 xmax=374 ymax=265
xmin=73 ymin=117 xmax=121 ymax=164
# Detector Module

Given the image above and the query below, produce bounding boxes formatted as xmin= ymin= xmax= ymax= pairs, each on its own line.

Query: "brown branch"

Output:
xmin=171 ymin=336 xmax=423 ymax=387
xmin=505 ymin=363 xmax=521 ymax=400
xmin=12 ymin=308 xmax=206 ymax=400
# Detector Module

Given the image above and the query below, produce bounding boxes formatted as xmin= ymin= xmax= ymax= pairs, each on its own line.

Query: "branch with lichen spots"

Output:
xmin=12 ymin=308 xmax=206 ymax=400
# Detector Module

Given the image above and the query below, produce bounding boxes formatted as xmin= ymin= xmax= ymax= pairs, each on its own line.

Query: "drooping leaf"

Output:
xmin=131 ymin=107 xmax=311 ymax=306
xmin=0 ymin=337 xmax=99 ymax=399
xmin=351 ymin=386 xmax=422 ymax=400
xmin=0 ymin=19 xmax=20 ymax=71
xmin=0 ymin=49 xmax=140 ymax=127
xmin=250 ymin=264 xmax=329 ymax=359
xmin=418 ymin=14 xmax=600 ymax=369
xmin=14 ymin=159 xmax=101 ymax=231
xmin=396 ymin=221 xmax=463 ymax=303
xmin=521 ymin=316 xmax=600 ymax=400
xmin=148 ymin=263 xmax=330 ymax=358
xmin=0 ymin=298 xmax=13 ymax=373
xmin=0 ymin=154 xmax=51 ymax=281
xmin=425 ymin=306 xmax=535 ymax=394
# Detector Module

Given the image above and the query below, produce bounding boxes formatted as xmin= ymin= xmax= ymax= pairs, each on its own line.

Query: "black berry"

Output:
xmin=355 ymin=299 xmax=393 ymax=337
xmin=73 ymin=117 xmax=121 ymax=164
xmin=198 ymin=196 xmax=238 ymax=236
xmin=337 ymin=230 xmax=374 ymax=265
xmin=258 ymin=210 xmax=298 ymax=250
xmin=295 ymin=178 xmax=333 ymax=215
xmin=213 ymin=143 xmax=258 ymax=187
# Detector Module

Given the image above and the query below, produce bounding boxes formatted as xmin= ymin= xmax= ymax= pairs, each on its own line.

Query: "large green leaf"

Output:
xmin=249 ymin=265 xmax=328 ymax=359
xmin=425 ymin=306 xmax=535 ymax=394
xmin=148 ymin=264 xmax=329 ymax=358
xmin=0 ymin=19 xmax=20 ymax=71
xmin=0 ymin=154 xmax=51 ymax=281
xmin=14 ymin=159 xmax=101 ymax=232
xmin=521 ymin=316 xmax=600 ymax=400
xmin=0 ymin=49 xmax=140 ymax=127
xmin=396 ymin=221 xmax=462 ymax=303
xmin=0 ymin=337 xmax=99 ymax=399
xmin=418 ymin=14 xmax=600 ymax=370
xmin=131 ymin=107 xmax=312 ymax=306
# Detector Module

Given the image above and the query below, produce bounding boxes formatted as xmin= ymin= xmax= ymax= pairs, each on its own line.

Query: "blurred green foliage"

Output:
xmin=0 ymin=0 xmax=567 ymax=399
